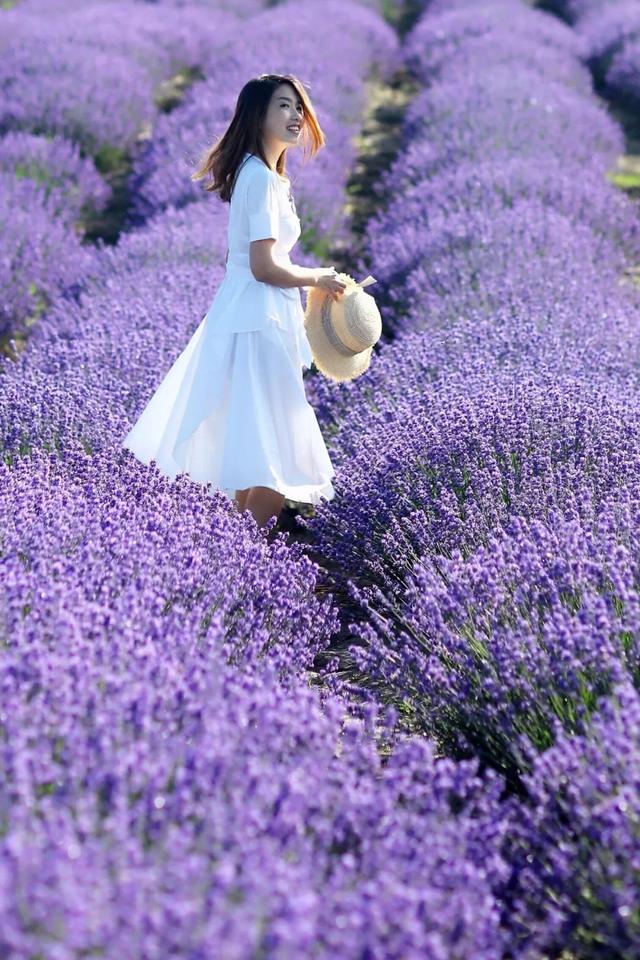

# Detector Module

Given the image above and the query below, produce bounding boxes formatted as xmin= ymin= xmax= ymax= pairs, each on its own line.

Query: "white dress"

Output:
xmin=122 ymin=152 xmax=336 ymax=505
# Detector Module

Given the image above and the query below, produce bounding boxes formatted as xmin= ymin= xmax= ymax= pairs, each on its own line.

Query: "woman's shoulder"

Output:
xmin=242 ymin=155 xmax=292 ymax=189
xmin=239 ymin=154 xmax=279 ymax=184
xmin=232 ymin=155 xmax=290 ymax=207
xmin=231 ymin=155 xmax=273 ymax=203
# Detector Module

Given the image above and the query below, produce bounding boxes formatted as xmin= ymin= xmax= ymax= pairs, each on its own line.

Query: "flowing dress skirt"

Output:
xmin=122 ymin=283 xmax=336 ymax=505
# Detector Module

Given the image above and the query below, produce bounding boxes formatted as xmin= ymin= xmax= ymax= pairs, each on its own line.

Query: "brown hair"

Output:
xmin=191 ymin=73 xmax=325 ymax=203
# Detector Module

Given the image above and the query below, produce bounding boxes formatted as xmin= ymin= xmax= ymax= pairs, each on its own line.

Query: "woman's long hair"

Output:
xmin=191 ymin=74 xmax=325 ymax=203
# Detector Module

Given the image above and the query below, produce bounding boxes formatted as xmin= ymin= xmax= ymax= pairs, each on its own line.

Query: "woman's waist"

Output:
xmin=215 ymin=257 xmax=302 ymax=315
xmin=226 ymin=252 xmax=293 ymax=273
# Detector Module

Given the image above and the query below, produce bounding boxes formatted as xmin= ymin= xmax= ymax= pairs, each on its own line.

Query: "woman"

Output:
xmin=122 ymin=73 xmax=346 ymax=529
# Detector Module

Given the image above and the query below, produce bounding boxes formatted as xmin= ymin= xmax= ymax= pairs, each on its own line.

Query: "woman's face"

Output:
xmin=262 ymin=83 xmax=305 ymax=149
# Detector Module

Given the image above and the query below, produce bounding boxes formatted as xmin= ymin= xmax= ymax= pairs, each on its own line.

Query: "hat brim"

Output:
xmin=303 ymin=283 xmax=374 ymax=382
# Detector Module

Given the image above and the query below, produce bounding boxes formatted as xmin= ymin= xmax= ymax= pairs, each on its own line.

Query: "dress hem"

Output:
xmin=219 ymin=476 xmax=335 ymax=506
xmin=123 ymin=443 xmax=335 ymax=506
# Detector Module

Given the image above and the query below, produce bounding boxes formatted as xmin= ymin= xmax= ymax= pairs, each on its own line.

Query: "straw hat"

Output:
xmin=303 ymin=272 xmax=382 ymax=382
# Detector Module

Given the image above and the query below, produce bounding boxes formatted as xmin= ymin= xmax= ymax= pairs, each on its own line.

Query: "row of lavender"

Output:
xmin=304 ymin=0 xmax=640 ymax=952
xmin=546 ymin=0 xmax=640 ymax=111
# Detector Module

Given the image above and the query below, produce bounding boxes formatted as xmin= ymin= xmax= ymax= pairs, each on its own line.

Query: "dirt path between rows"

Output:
xmin=276 ymin=9 xmax=421 ymax=702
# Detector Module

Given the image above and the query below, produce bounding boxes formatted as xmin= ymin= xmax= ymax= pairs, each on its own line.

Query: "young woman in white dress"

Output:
xmin=122 ymin=73 xmax=346 ymax=529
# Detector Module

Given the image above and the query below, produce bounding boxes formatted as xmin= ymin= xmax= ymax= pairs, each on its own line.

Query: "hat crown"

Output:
xmin=303 ymin=273 xmax=382 ymax=382
xmin=331 ymin=284 xmax=382 ymax=353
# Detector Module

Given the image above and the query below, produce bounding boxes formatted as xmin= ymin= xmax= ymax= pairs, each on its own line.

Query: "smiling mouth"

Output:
xmin=287 ymin=125 xmax=301 ymax=133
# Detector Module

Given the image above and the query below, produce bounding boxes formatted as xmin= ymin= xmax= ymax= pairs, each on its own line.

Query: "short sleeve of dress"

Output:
xmin=246 ymin=167 xmax=280 ymax=242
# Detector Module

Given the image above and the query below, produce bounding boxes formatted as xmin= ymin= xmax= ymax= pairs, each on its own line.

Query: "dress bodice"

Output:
xmin=226 ymin=152 xmax=301 ymax=269
xmin=203 ymin=153 xmax=305 ymax=335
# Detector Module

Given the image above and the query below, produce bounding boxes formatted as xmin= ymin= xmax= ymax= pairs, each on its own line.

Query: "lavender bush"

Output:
xmin=0 ymin=2 xmax=240 ymax=159
xmin=309 ymin=376 xmax=640 ymax=597
xmin=403 ymin=1 xmax=587 ymax=80
xmin=348 ymin=483 xmax=640 ymax=781
xmin=548 ymin=0 xmax=640 ymax=111
xmin=0 ymin=173 xmax=97 ymax=340
xmin=0 ymin=15 xmax=156 ymax=158
xmin=0 ymin=131 xmax=109 ymax=223
xmin=386 ymin=70 xmax=623 ymax=190
xmin=504 ymin=681 xmax=640 ymax=958
xmin=0 ymin=446 xmax=338 ymax=679
xmin=364 ymin=199 xmax=636 ymax=339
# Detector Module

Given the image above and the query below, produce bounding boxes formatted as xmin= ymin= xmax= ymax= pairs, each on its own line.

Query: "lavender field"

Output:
xmin=2 ymin=0 xmax=640 ymax=956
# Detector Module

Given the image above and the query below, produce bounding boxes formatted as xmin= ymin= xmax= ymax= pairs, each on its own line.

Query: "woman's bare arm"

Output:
xmin=250 ymin=238 xmax=318 ymax=288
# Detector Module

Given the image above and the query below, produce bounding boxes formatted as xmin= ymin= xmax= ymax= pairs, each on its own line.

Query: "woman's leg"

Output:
xmin=245 ymin=485 xmax=285 ymax=529
xmin=234 ymin=488 xmax=251 ymax=512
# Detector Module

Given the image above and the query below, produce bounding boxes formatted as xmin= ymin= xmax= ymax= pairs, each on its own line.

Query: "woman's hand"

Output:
xmin=313 ymin=267 xmax=347 ymax=301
